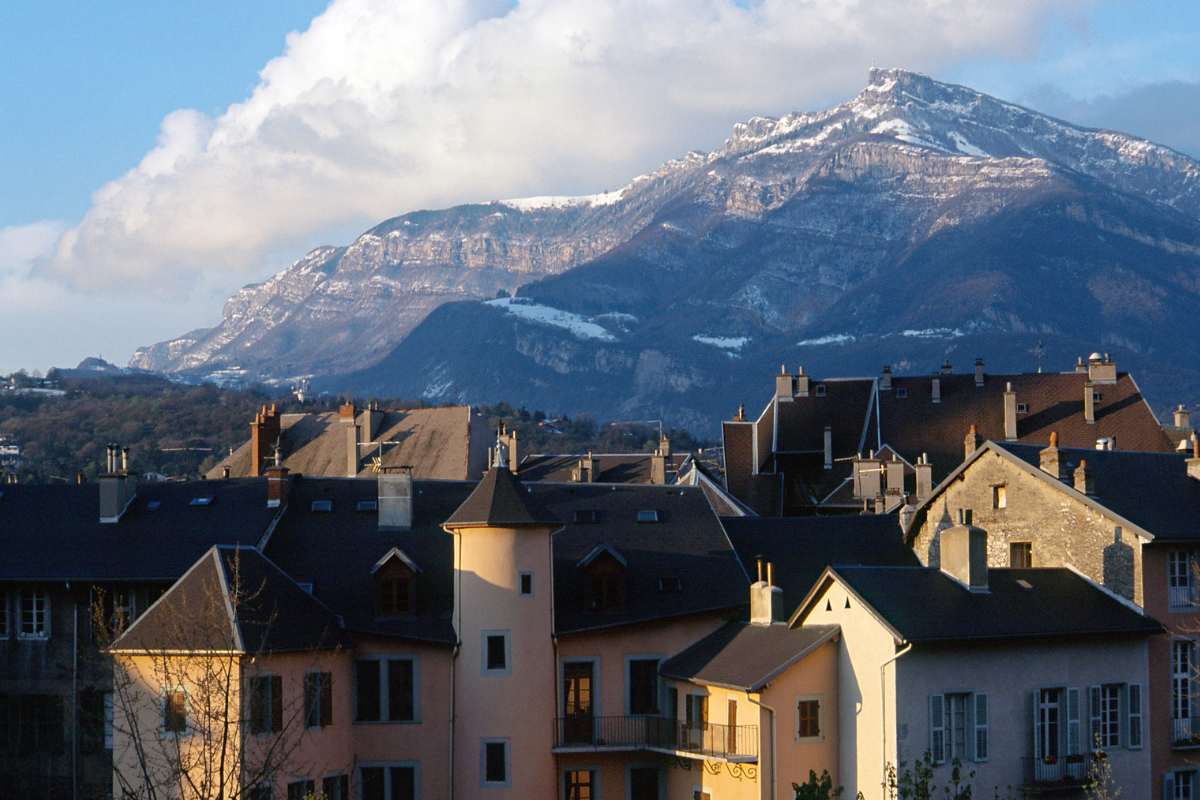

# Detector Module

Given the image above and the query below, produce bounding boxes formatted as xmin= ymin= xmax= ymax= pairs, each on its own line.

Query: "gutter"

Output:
xmin=880 ymin=642 xmax=913 ymax=792
xmin=746 ymin=693 xmax=777 ymax=800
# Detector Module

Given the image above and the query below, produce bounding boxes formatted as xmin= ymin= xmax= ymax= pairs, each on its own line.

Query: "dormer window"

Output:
xmin=636 ymin=509 xmax=660 ymax=524
xmin=814 ymin=384 xmax=827 ymax=397
xmin=896 ymin=388 xmax=909 ymax=399
xmin=578 ymin=545 xmax=627 ymax=612
xmin=1016 ymin=403 xmax=1029 ymax=414
xmin=658 ymin=576 xmax=682 ymax=593
xmin=574 ymin=509 xmax=600 ymax=524
xmin=372 ymin=548 xmax=420 ymax=617
xmin=310 ymin=499 xmax=333 ymax=513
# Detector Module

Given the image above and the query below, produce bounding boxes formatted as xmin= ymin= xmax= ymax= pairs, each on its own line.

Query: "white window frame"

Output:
xmin=481 ymin=738 xmax=511 ymax=788
xmin=1171 ymin=551 xmax=1196 ymax=609
xmin=1172 ymin=770 xmax=1196 ymax=800
xmin=795 ymin=694 xmax=823 ymax=742
xmin=18 ymin=588 xmax=50 ymax=640
xmin=357 ymin=761 xmax=420 ymax=800
xmin=1092 ymin=684 xmax=1121 ymax=749
xmin=1036 ymin=687 xmax=1061 ymax=761
xmin=944 ymin=692 xmax=971 ymax=762
xmin=992 ymin=484 xmax=1007 ymax=510
xmin=353 ymin=654 xmax=420 ymax=724
xmin=482 ymin=630 xmax=511 ymax=676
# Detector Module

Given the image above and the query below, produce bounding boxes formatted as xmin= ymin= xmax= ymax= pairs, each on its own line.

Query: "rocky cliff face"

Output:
xmin=135 ymin=69 xmax=1200 ymax=429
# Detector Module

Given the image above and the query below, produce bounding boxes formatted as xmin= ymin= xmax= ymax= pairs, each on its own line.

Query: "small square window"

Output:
xmin=146 ymin=500 xmax=161 ymax=511
xmin=798 ymin=698 xmax=821 ymax=739
xmin=310 ymin=499 xmax=333 ymax=513
xmin=1093 ymin=392 xmax=1103 ymax=402
xmin=1016 ymin=402 xmax=1029 ymax=414
xmin=483 ymin=740 xmax=509 ymax=785
xmin=519 ymin=572 xmax=533 ymax=596
xmin=1010 ymin=542 xmax=1032 ymax=569
xmin=992 ymin=485 xmax=1007 ymax=509
xmin=636 ymin=509 xmax=660 ymax=523
xmin=896 ymin=388 xmax=909 ymax=399
xmin=163 ymin=689 xmax=187 ymax=733
xmin=814 ymin=384 xmax=827 ymax=397
xmin=484 ymin=631 xmax=509 ymax=673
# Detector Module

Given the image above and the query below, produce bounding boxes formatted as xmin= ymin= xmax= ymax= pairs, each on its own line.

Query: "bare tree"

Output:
xmin=95 ymin=550 xmax=329 ymax=800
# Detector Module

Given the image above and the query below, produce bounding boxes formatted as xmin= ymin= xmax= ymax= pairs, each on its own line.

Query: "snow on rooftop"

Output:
xmin=486 ymin=298 xmax=616 ymax=341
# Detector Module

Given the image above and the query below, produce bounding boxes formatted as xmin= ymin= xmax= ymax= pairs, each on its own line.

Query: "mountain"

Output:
xmin=135 ymin=69 xmax=1200 ymax=431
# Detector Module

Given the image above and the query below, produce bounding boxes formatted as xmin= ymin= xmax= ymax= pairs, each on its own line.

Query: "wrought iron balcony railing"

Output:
xmin=552 ymin=715 xmax=758 ymax=761
xmin=1021 ymin=753 xmax=1093 ymax=786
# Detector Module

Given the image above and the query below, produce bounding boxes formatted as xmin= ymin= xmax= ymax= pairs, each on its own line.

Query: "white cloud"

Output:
xmin=42 ymin=0 xmax=1086 ymax=297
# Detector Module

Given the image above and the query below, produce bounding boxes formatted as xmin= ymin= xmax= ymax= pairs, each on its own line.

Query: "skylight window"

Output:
xmin=658 ymin=576 xmax=682 ymax=593
xmin=189 ymin=496 xmax=214 ymax=507
xmin=297 ymin=582 xmax=314 ymax=594
xmin=573 ymin=509 xmax=599 ymax=524
xmin=636 ymin=509 xmax=660 ymax=523
xmin=356 ymin=500 xmax=378 ymax=512
xmin=146 ymin=500 xmax=161 ymax=511
xmin=310 ymin=499 xmax=333 ymax=513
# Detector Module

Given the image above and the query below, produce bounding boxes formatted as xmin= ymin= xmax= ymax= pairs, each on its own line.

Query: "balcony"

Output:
xmin=1021 ymin=753 xmax=1092 ymax=790
xmin=1173 ymin=717 xmax=1200 ymax=748
xmin=552 ymin=716 xmax=758 ymax=762
xmin=1168 ymin=585 xmax=1198 ymax=610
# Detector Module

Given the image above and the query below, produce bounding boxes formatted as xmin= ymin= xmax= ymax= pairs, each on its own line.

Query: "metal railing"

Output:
xmin=552 ymin=715 xmax=758 ymax=760
xmin=1173 ymin=717 xmax=1200 ymax=747
xmin=1022 ymin=753 xmax=1092 ymax=785
xmin=1168 ymin=585 xmax=1197 ymax=609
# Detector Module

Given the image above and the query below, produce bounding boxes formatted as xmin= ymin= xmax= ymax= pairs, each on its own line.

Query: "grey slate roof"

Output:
xmin=113 ymin=546 xmax=344 ymax=654
xmin=996 ymin=442 xmax=1200 ymax=541
xmin=806 ymin=566 xmax=1162 ymax=644
xmin=0 ymin=479 xmax=279 ymax=581
xmin=660 ymin=622 xmax=839 ymax=691
xmin=721 ymin=514 xmax=919 ymax=614
xmin=444 ymin=467 xmax=559 ymax=528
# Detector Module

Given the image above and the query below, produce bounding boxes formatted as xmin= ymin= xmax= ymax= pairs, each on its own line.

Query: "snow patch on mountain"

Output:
xmin=797 ymin=333 xmax=856 ymax=346
xmin=693 ymin=335 xmax=750 ymax=350
xmin=486 ymin=298 xmax=616 ymax=341
xmin=500 ymin=190 xmax=625 ymax=211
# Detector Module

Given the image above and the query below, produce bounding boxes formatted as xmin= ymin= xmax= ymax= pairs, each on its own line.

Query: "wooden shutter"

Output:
xmin=973 ymin=693 xmax=988 ymax=762
xmin=1089 ymin=685 xmax=1102 ymax=749
xmin=270 ymin=675 xmax=282 ymax=732
xmin=1128 ymin=684 xmax=1143 ymax=749
xmin=1066 ymin=688 xmax=1081 ymax=755
xmin=320 ymin=672 xmax=333 ymax=727
xmin=929 ymin=694 xmax=945 ymax=764
xmin=1164 ymin=772 xmax=1175 ymax=800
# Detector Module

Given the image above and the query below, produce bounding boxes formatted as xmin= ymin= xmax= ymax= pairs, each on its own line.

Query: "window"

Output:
xmin=360 ymin=765 xmax=416 ymax=800
xmin=628 ymin=659 xmax=660 ymax=715
xmin=585 ymin=554 xmax=626 ymax=612
xmin=356 ymin=499 xmax=378 ymax=512
xmin=1090 ymin=684 xmax=1121 ymax=748
xmin=1093 ymin=392 xmax=1103 ymax=403
xmin=573 ymin=509 xmax=600 ymax=524
xmin=310 ymin=499 xmax=333 ymax=512
xmin=484 ymin=632 xmax=509 ymax=674
xmin=564 ymin=769 xmax=594 ymax=800
xmin=814 ymin=384 xmax=827 ymax=397
xmin=19 ymin=589 xmax=49 ymax=639
xmin=163 ymin=689 xmax=187 ymax=734
xmin=483 ymin=739 xmax=509 ymax=785
xmin=1010 ymin=542 xmax=1032 ymax=569
xmin=321 ymin=775 xmax=349 ymax=800
xmin=104 ymin=692 xmax=113 ymax=750
xmin=189 ymin=496 xmax=214 ymax=506
xmin=519 ymin=572 xmax=533 ymax=596
xmin=797 ymin=698 xmax=820 ymax=739
xmin=929 ymin=694 xmax=946 ymax=763
xmin=0 ymin=592 xmax=8 ymax=638
xmin=974 ymin=693 xmax=988 ymax=761
xmin=684 ymin=694 xmax=708 ymax=748
xmin=5 ymin=694 xmax=65 ymax=754
xmin=1016 ymin=402 xmax=1029 ymax=414
xmin=896 ymin=387 xmax=909 ymax=399
xmin=1172 ymin=771 xmax=1196 ymax=800
xmin=248 ymin=786 xmax=272 ymax=800
xmin=1170 ymin=552 xmax=1196 ymax=608
xmin=946 ymin=693 xmax=969 ymax=760
xmin=1128 ymin=684 xmax=1143 ymax=749
xmin=636 ymin=509 xmax=660 ymax=523
xmin=304 ymin=672 xmax=332 ymax=728
xmin=629 ymin=767 xmax=658 ymax=800
xmin=376 ymin=560 xmax=415 ymax=616
xmin=992 ymin=484 xmax=1007 ymax=509
xmin=1036 ymin=688 xmax=1061 ymax=761
xmin=657 ymin=576 xmax=682 ymax=593
xmin=1175 ymin=641 xmax=1194 ymax=732
xmin=249 ymin=676 xmax=282 ymax=735
xmin=355 ymin=658 xmax=416 ymax=723
xmin=286 ymin=780 xmax=315 ymax=800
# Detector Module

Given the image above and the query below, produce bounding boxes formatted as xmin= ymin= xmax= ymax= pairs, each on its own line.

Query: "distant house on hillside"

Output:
xmin=722 ymin=353 xmax=1174 ymax=516
xmin=206 ymin=402 xmax=491 ymax=481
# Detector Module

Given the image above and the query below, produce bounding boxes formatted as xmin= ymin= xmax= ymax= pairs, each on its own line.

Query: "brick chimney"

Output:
xmin=1003 ymin=383 xmax=1018 ymax=440
xmin=974 ymin=358 xmax=985 ymax=387
xmin=248 ymin=404 xmax=281 ymax=478
xmin=99 ymin=443 xmax=137 ymax=524
xmin=931 ymin=376 xmax=941 ymax=404
xmin=1039 ymin=432 xmax=1062 ymax=479
xmin=940 ymin=509 xmax=988 ymax=592
xmin=658 ymin=433 xmax=671 ymax=458
xmin=915 ymin=452 xmax=933 ymax=501
xmin=823 ymin=425 xmax=833 ymax=470
xmin=1175 ymin=405 xmax=1192 ymax=431
xmin=264 ymin=459 xmax=290 ymax=509
xmin=1087 ymin=352 xmax=1117 ymax=384
xmin=338 ymin=400 xmax=356 ymax=420
xmin=750 ymin=559 xmax=784 ymax=625
xmin=1073 ymin=458 xmax=1094 ymax=495
xmin=964 ymin=424 xmax=980 ymax=460
xmin=1188 ymin=436 xmax=1200 ymax=482
xmin=775 ymin=365 xmax=793 ymax=401
xmin=1083 ymin=381 xmax=1096 ymax=424
xmin=378 ymin=467 xmax=414 ymax=530
xmin=880 ymin=365 xmax=893 ymax=391
xmin=650 ymin=448 xmax=667 ymax=485
xmin=795 ymin=366 xmax=810 ymax=398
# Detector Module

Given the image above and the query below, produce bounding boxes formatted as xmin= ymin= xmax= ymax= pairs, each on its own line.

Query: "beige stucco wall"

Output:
xmin=799 ymin=580 xmax=901 ymax=800
xmin=910 ymin=449 xmax=1146 ymax=605
xmin=451 ymin=523 xmax=558 ymax=799
xmin=761 ymin=638 xmax=840 ymax=799
xmin=662 ymin=681 xmax=765 ymax=800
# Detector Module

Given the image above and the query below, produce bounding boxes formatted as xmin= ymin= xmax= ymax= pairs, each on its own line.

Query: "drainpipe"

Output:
xmin=449 ymin=641 xmax=458 ymax=800
xmin=449 ymin=529 xmax=462 ymax=800
xmin=746 ymin=693 xmax=776 ymax=800
xmin=72 ymin=587 xmax=78 ymax=800
xmin=880 ymin=643 xmax=913 ymax=793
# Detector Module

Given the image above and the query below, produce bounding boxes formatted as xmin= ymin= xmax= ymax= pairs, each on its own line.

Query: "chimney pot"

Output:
xmin=880 ymin=365 xmax=893 ymax=391
xmin=1039 ymin=433 xmax=1062 ymax=479
xmin=1073 ymin=458 xmax=1094 ymax=495
xmin=941 ymin=359 xmax=952 ymax=375
xmin=1175 ymin=405 xmax=1192 ymax=431
xmin=915 ymin=452 xmax=933 ymax=501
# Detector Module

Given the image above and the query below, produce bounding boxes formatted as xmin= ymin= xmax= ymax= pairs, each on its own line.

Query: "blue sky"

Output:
xmin=0 ymin=0 xmax=1198 ymax=373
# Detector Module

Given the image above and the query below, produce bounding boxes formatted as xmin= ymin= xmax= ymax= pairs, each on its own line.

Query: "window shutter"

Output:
xmin=321 ymin=673 xmax=333 ymax=727
xmin=1031 ymin=691 xmax=1039 ymax=760
xmin=271 ymin=675 xmax=282 ymax=732
xmin=1067 ymin=688 xmax=1081 ymax=756
xmin=1128 ymin=684 xmax=1143 ymax=749
xmin=973 ymin=693 xmax=988 ymax=762
xmin=1089 ymin=685 xmax=1102 ymax=750
xmin=1164 ymin=772 xmax=1175 ymax=800
xmin=929 ymin=694 xmax=945 ymax=764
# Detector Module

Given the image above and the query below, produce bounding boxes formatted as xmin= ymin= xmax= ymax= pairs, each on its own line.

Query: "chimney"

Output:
xmin=974 ymin=358 xmax=985 ymax=387
xmin=346 ymin=423 xmax=361 ymax=477
xmin=963 ymin=425 xmax=980 ymax=460
xmin=775 ymin=365 xmax=793 ymax=400
xmin=1083 ymin=381 xmax=1096 ymax=424
xmin=880 ymin=365 xmax=893 ymax=391
xmin=931 ymin=376 xmax=941 ymax=404
xmin=899 ymin=503 xmax=917 ymax=532
xmin=940 ymin=509 xmax=988 ymax=592
xmin=359 ymin=401 xmax=384 ymax=446
xmin=508 ymin=429 xmax=520 ymax=475
xmin=1073 ymin=458 xmax=1094 ymax=495
xmin=99 ymin=443 xmax=137 ymax=524
xmin=1188 ymin=436 xmax=1200 ymax=482
xmin=1039 ymin=432 xmax=1062 ymax=479
xmin=750 ymin=560 xmax=785 ymax=625
xmin=1075 ymin=356 xmax=1087 ymax=374
xmin=1087 ymin=352 xmax=1117 ymax=384
xmin=1095 ymin=436 xmax=1116 ymax=451
xmin=75 ymin=471 xmax=85 ymax=485
xmin=873 ymin=496 xmax=887 ymax=514
xmin=1003 ymin=383 xmax=1018 ymax=440
xmin=248 ymin=404 xmax=281 ymax=478
xmin=915 ymin=452 xmax=933 ymax=502
xmin=575 ymin=452 xmax=596 ymax=483
xmin=795 ymin=366 xmax=810 ymax=398
xmin=222 ymin=465 xmax=231 ymax=480
xmin=650 ymin=448 xmax=667 ymax=485
xmin=733 ymin=404 xmax=746 ymax=422
xmin=852 ymin=451 xmax=882 ymax=499
xmin=264 ymin=462 xmax=290 ymax=508
xmin=940 ymin=359 xmax=953 ymax=375
xmin=1175 ymin=405 xmax=1192 ymax=431
xmin=378 ymin=467 xmax=414 ymax=530
xmin=338 ymin=400 xmax=356 ymax=420
xmin=823 ymin=425 xmax=833 ymax=470
xmin=658 ymin=433 xmax=671 ymax=458
xmin=884 ymin=454 xmax=904 ymax=496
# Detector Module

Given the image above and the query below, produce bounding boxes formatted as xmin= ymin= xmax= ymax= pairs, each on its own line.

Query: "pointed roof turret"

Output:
xmin=443 ymin=467 xmax=559 ymax=529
